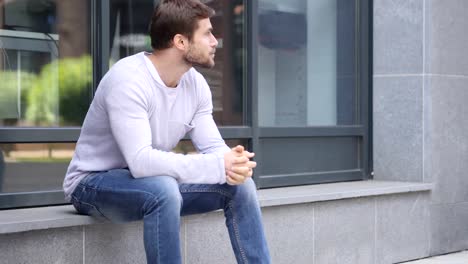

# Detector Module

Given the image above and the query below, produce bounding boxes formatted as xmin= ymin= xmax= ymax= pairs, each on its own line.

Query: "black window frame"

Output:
xmin=248 ymin=0 xmax=373 ymax=188
xmin=0 ymin=0 xmax=107 ymax=208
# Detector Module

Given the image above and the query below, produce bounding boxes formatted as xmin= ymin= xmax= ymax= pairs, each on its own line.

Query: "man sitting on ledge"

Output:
xmin=62 ymin=0 xmax=271 ymax=263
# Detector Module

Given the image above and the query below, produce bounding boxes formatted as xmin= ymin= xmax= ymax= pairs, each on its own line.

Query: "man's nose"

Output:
xmin=211 ymin=35 xmax=219 ymax=48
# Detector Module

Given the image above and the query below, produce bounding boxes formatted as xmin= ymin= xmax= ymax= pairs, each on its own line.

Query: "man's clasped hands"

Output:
xmin=224 ymin=145 xmax=257 ymax=185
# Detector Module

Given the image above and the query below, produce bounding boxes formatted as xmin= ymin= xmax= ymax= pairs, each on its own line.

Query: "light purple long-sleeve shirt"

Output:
xmin=63 ymin=52 xmax=230 ymax=201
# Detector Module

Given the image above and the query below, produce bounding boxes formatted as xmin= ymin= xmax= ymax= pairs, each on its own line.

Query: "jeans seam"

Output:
xmin=78 ymin=183 xmax=161 ymax=200
xmin=157 ymin=202 xmax=160 ymax=264
xmin=75 ymin=183 xmax=162 ymax=222
xmin=229 ymin=200 xmax=248 ymax=264
xmin=142 ymin=196 xmax=160 ymax=263
xmin=71 ymin=193 xmax=109 ymax=220
xmin=179 ymin=188 xmax=233 ymax=199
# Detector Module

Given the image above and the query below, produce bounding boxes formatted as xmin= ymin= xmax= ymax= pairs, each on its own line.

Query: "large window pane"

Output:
xmin=259 ymin=137 xmax=359 ymax=176
xmin=258 ymin=0 xmax=357 ymax=126
xmin=108 ymin=0 xmax=245 ymax=125
xmin=0 ymin=0 xmax=92 ymax=127
xmin=0 ymin=143 xmax=74 ymax=193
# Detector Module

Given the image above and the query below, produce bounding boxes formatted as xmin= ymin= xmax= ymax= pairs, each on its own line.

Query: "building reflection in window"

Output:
xmin=109 ymin=0 xmax=245 ymax=126
xmin=258 ymin=0 xmax=357 ymax=127
xmin=0 ymin=0 xmax=92 ymax=127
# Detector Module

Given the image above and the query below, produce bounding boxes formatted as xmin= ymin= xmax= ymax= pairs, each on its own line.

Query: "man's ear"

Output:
xmin=173 ymin=34 xmax=188 ymax=51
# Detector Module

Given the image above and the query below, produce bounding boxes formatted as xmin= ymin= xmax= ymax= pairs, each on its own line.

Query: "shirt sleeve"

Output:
xmin=189 ymin=77 xmax=231 ymax=154
xmin=103 ymin=76 xmax=226 ymax=184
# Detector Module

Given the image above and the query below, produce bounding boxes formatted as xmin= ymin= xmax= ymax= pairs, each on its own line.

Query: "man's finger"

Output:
xmin=227 ymin=176 xmax=241 ymax=185
xmin=243 ymin=151 xmax=255 ymax=158
xmin=231 ymin=156 xmax=249 ymax=164
xmin=227 ymin=175 xmax=243 ymax=185
xmin=246 ymin=161 xmax=257 ymax=168
xmin=232 ymin=145 xmax=244 ymax=153
xmin=231 ymin=166 xmax=250 ymax=176
xmin=226 ymin=176 xmax=238 ymax=185
xmin=232 ymin=161 xmax=256 ymax=169
xmin=227 ymin=170 xmax=245 ymax=183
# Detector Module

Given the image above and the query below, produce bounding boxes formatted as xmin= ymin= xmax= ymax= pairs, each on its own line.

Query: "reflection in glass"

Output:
xmin=172 ymin=139 xmax=247 ymax=155
xmin=0 ymin=143 xmax=75 ymax=193
xmin=258 ymin=0 xmax=357 ymax=126
xmin=0 ymin=0 xmax=92 ymax=127
xmin=108 ymin=0 xmax=245 ymax=126
xmin=0 ymin=138 xmax=246 ymax=193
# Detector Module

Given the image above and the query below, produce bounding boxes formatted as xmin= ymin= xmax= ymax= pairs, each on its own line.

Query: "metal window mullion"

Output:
xmin=356 ymin=0 xmax=372 ymax=179
xmin=91 ymin=0 xmax=99 ymax=95
xmin=0 ymin=128 xmax=81 ymax=143
xmin=258 ymin=126 xmax=365 ymax=138
xmin=359 ymin=0 xmax=372 ymax=179
xmin=258 ymin=169 xmax=363 ymax=188
xmin=0 ymin=191 xmax=67 ymax=209
xmin=92 ymin=0 xmax=110 ymax=95
xmin=247 ymin=0 xmax=261 ymax=187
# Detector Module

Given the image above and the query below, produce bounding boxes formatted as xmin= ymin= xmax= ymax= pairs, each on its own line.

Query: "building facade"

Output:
xmin=0 ymin=0 xmax=467 ymax=263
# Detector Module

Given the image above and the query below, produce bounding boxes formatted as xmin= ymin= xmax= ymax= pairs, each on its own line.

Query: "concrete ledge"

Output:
xmin=0 ymin=180 xmax=432 ymax=235
xmin=0 ymin=205 xmax=102 ymax=234
xmin=258 ymin=180 xmax=433 ymax=207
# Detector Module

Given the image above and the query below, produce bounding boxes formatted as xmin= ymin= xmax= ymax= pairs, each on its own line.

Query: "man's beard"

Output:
xmin=184 ymin=45 xmax=215 ymax=69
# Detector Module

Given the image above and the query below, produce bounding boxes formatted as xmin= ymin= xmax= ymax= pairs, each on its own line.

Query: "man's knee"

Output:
xmin=143 ymin=176 xmax=182 ymax=210
xmin=229 ymin=178 xmax=258 ymax=201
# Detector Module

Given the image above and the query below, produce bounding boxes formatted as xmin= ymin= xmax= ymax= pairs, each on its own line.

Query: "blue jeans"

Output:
xmin=70 ymin=169 xmax=271 ymax=264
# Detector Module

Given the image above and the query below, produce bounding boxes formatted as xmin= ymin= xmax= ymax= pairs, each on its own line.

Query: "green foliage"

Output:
xmin=25 ymin=55 xmax=92 ymax=126
xmin=0 ymin=71 xmax=36 ymax=119
xmin=25 ymin=61 xmax=59 ymax=125
xmin=57 ymin=55 xmax=92 ymax=125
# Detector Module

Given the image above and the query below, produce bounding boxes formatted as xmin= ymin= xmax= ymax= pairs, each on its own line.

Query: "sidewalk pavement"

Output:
xmin=402 ymin=250 xmax=468 ymax=264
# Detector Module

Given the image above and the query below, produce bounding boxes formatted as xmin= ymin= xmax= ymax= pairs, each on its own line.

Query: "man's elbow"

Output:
xmin=127 ymin=162 xmax=147 ymax=178
xmin=127 ymin=150 xmax=151 ymax=178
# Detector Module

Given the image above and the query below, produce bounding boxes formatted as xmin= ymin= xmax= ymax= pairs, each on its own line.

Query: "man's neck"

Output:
xmin=148 ymin=50 xmax=191 ymax=88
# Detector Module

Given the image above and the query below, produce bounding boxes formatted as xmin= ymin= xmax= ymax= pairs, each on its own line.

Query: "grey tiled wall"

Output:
xmin=373 ymin=0 xmax=468 ymax=256
xmin=373 ymin=0 xmax=424 ymax=75
xmin=0 ymin=227 xmax=83 ymax=264
xmin=373 ymin=76 xmax=423 ymax=182
xmin=373 ymin=0 xmax=424 ymax=182
xmin=425 ymin=0 xmax=468 ymax=255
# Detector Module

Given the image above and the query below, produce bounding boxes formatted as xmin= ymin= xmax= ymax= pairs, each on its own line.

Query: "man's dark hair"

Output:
xmin=149 ymin=0 xmax=215 ymax=50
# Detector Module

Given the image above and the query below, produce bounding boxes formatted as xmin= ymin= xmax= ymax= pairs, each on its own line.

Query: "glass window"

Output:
xmin=0 ymin=143 xmax=75 ymax=193
xmin=0 ymin=0 xmax=371 ymax=208
xmin=108 ymin=0 xmax=246 ymax=126
xmin=0 ymin=0 xmax=93 ymax=127
xmin=257 ymin=0 xmax=357 ymax=126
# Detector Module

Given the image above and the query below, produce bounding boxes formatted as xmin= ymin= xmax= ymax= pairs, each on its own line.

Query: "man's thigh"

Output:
xmin=71 ymin=169 xmax=180 ymax=222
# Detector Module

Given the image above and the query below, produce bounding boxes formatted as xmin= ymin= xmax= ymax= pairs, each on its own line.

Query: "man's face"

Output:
xmin=184 ymin=18 xmax=218 ymax=68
